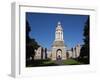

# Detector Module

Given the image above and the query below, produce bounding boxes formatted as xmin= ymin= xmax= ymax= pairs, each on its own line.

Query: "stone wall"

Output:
xmin=71 ymin=44 xmax=81 ymax=58
xmin=34 ymin=47 xmax=47 ymax=60
xmin=51 ymin=46 xmax=67 ymax=60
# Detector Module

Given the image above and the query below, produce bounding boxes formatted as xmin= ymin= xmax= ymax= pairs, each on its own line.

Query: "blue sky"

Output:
xmin=26 ymin=12 xmax=89 ymax=49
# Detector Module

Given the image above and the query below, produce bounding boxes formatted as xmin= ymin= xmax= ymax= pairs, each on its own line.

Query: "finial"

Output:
xmin=58 ymin=21 xmax=61 ymax=25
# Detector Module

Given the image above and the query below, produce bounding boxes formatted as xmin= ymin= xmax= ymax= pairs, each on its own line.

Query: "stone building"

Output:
xmin=51 ymin=22 xmax=67 ymax=60
xmin=34 ymin=22 xmax=81 ymax=60
xmin=34 ymin=47 xmax=47 ymax=60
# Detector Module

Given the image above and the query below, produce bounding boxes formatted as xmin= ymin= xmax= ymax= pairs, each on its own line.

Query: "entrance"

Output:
xmin=56 ymin=49 xmax=62 ymax=60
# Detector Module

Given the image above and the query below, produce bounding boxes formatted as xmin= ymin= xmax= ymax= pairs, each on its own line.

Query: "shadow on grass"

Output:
xmin=26 ymin=59 xmax=84 ymax=67
xmin=26 ymin=59 xmax=58 ymax=67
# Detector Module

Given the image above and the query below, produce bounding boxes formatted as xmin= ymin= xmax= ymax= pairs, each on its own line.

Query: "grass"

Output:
xmin=26 ymin=58 xmax=81 ymax=67
xmin=62 ymin=59 xmax=81 ymax=65
xmin=26 ymin=59 xmax=58 ymax=67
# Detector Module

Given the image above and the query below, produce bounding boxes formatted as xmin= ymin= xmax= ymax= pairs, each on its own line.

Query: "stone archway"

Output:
xmin=56 ymin=49 xmax=62 ymax=60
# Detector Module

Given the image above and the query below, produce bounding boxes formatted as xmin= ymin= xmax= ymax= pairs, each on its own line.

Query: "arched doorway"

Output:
xmin=56 ymin=49 xmax=62 ymax=60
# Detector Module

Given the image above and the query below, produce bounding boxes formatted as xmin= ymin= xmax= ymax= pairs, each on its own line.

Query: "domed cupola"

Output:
xmin=56 ymin=21 xmax=63 ymax=31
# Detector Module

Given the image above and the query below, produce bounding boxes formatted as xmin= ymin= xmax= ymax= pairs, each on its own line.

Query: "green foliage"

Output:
xmin=26 ymin=20 xmax=40 ymax=61
xmin=79 ymin=16 xmax=90 ymax=64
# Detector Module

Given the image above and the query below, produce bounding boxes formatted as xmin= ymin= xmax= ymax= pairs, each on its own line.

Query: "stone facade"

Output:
xmin=51 ymin=46 xmax=67 ymax=60
xmin=67 ymin=50 xmax=73 ymax=58
xmin=34 ymin=47 xmax=42 ymax=60
xmin=34 ymin=47 xmax=47 ymax=60
xmin=74 ymin=44 xmax=81 ymax=58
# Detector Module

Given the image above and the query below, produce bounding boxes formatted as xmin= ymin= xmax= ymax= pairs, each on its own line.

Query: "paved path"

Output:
xmin=55 ymin=60 xmax=63 ymax=65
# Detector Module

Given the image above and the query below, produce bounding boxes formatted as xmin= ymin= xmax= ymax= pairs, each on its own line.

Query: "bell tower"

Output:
xmin=55 ymin=21 xmax=64 ymax=41
xmin=51 ymin=21 xmax=67 ymax=60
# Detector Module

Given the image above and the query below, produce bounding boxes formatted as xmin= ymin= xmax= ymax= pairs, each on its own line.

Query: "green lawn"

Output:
xmin=62 ymin=59 xmax=81 ymax=65
xmin=26 ymin=59 xmax=58 ymax=67
xmin=26 ymin=58 xmax=81 ymax=67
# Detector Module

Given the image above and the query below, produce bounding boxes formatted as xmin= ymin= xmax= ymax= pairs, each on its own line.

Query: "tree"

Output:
xmin=26 ymin=20 xmax=31 ymax=43
xmin=26 ymin=20 xmax=40 ymax=61
xmin=79 ymin=16 xmax=90 ymax=64
xmin=45 ymin=48 xmax=47 ymax=59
